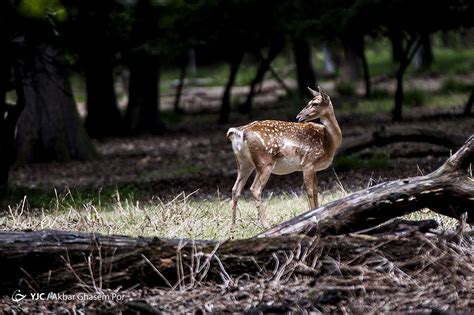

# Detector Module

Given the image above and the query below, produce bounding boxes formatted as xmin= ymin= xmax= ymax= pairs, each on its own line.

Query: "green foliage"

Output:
xmin=18 ymin=0 xmax=66 ymax=20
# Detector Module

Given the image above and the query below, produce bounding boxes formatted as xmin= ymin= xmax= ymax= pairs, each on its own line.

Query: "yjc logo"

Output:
xmin=11 ymin=290 xmax=27 ymax=302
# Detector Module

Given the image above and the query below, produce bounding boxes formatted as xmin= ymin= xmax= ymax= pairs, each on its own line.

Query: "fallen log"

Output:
xmin=260 ymin=135 xmax=474 ymax=238
xmin=339 ymin=126 xmax=465 ymax=155
xmin=0 ymin=230 xmax=314 ymax=294
xmin=0 ymin=222 xmax=457 ymax=295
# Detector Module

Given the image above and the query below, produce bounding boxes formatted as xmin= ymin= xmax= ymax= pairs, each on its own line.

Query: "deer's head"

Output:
xmin=296 ymin=86 xmax=332 ymax=122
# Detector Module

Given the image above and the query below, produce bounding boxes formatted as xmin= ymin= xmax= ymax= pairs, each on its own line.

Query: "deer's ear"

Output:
xmin=307 ymin=86 xmax=319 ymax=97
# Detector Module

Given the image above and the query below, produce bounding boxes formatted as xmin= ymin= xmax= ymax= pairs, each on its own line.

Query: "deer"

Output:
xmin=226 ymin=86 xmax=342 ymax=225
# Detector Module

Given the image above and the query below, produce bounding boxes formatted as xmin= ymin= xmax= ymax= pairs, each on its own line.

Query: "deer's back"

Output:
xmin=228 ymin=120 xmax=327 ymax=173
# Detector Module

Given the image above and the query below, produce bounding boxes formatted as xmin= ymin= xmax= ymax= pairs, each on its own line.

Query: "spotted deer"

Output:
xmin=226 ymin=87 xmax=342 ymax=224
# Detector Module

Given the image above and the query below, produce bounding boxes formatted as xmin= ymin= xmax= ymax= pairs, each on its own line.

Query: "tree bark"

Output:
xmin=260 ymin=135 xmax=474 ymax=237
xmin=464 ymin=90 xmax=473 ymax=115
xmin=125 ymin=0 xmax=164 ymax=135
xmin=339 ymin=126 xmax=466 ymax=155
xmin=219 ymin=50 xmax=244 ymax=124
xmin=15 ymin=46 xmax=97 ymax=163
xmin=292 ymin=39 xmax=317 ymax=96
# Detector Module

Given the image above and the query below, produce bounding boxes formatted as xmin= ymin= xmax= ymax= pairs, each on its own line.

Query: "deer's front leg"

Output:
xmin=303 ymin=169 xmax=318 ymax=209
xmin=231 ymin=160 xmax=254 ymax=224
xmin=250 ymin=164 xmax=273 ymax=224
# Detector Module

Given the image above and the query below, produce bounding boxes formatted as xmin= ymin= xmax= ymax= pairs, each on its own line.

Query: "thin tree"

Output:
xmin=393 ymin=33 xmax=422 ymax=121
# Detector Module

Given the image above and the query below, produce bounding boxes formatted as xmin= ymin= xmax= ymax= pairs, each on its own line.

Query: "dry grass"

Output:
xmin=1 ymin=183 xmax=460 ymax=240
xmin=0 ymin=189 xmax=349 ymax=239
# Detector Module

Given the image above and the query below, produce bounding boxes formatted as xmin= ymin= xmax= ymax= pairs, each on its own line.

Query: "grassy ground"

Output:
xmin=1 ymin=189 xmax=344 ymax=239
xmin=1 ymin=185 xmax=459 ymax=240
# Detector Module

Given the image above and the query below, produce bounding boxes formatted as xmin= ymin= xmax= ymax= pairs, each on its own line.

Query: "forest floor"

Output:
xmin=1 ymin=73 xmax=473 ymax=313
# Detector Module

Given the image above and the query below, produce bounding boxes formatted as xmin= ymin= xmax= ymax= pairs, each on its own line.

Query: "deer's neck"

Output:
xmin=320 ymin=110 xmax=342 ymax=155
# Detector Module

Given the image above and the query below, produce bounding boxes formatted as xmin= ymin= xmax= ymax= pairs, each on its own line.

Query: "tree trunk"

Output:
xmin=83 ymin=51 xmax=126 ymax=138
xmin=218 ymin=51 xmax=244 ymax=124
xmin=173 ymin=56 xmax=187 ymax=113
xmin=353 ymin=36 xmax=371 ymax=98
xmin=241 ymin=42 xmax=283 ymax=114
xmin=125 ymin=0 xmax=164 ymax=135
xmin=0 ymin=64 xmax=25 ymax=191
xmin=392 ymin=34 xmax=421 ymax=121
xmin=16 ymin=46 xmax=97 ymax=163
xmin=393 ymin=67 xmax=405 ymax=121
xmin=79 ymin=1 xmax=126 ymax=138
xmin=340 ymin=39 xmax=360 ymax=82
xmin=414 ymin=32 xmax=433 ymax=71
xmin=293 ymin=39 xmax=317 ymax=96
xmin=464 ymin=90 xmax=473 ymax=115
xmin=390 ymin=30 xmax=403 ymax=63
xmin=260 ymin=135 xmax=474 ymax=237
xmin=125 ymin=55 xmax=164 ymax=135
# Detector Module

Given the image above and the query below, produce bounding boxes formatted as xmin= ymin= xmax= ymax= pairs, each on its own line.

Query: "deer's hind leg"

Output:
xmin=250 ymin=163 xmax=274 ymax=225
xmin=231 ymin=159 xmax=254 ymax=224
xmin=303 ymin=169 xmax=319 ymax=209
